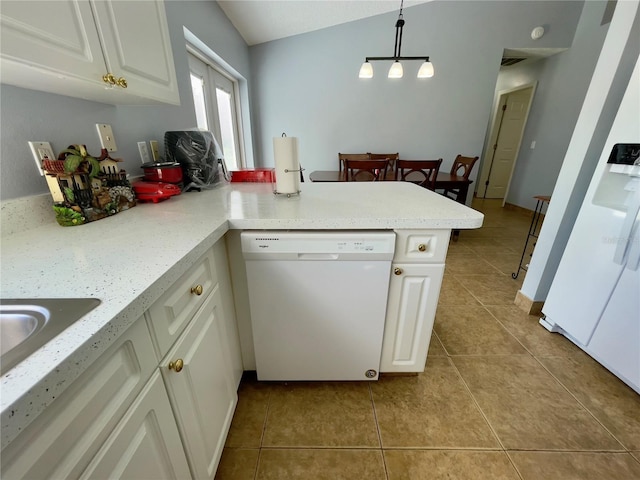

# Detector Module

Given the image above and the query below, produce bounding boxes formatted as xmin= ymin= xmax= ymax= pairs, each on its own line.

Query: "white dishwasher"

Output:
xmin=241 ymin=231 xmax=395 ymax=381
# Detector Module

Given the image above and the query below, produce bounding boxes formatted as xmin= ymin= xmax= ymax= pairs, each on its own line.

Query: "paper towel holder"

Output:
xmin=274 ymin=132 xmax=303 ymax=197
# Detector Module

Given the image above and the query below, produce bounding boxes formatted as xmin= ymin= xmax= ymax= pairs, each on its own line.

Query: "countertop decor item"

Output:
xmin=43 ymin=145 xmax=136 ymax=226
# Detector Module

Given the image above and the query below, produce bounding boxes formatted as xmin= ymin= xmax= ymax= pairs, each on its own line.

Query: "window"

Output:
xmin=188 ymin=52 xmax=243 ymax=170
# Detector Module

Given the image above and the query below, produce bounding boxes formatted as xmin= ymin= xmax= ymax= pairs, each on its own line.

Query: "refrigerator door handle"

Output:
xmin=626 ymin=216 xmax=640 ymax=271
xmin=613 ymin=193 xmax=640 ymax=265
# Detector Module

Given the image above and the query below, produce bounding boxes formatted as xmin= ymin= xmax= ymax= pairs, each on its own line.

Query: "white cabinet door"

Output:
xmin=162 ymin=286 xmax=237 ymax=479
xmin=380 ymin=263 xmax=445 ymax=372
xmin=0 ymin=0 xmax=179 ymax=105
xmin=91 ymin=0 xmax=179 ymax=104
xmin=0 ymin=1 xmax=106 ymax=78
xmin=0 ymin=318 xmax=157 ymax=480
xmin=80 ymin=370 xmax=191 ymax=480
xmin=212 ymin=237 xmax=244 ymax=388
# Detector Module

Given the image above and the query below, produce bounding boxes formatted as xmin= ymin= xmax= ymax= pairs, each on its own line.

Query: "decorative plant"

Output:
xmin=60 ymin=144 xmax=101 ymax=177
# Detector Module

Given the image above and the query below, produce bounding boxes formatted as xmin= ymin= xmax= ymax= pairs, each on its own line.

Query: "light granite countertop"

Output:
xmin=0 ymin=181 xmax=483 ymax=447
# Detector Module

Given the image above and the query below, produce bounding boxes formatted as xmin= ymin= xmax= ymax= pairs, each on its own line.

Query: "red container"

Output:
xmin=141 ymin=162 xmax=183 ymax=184
xmin=132 ymin=181 xmax=181 ymax=203
xmin=230 ymin=168 xmax=275 ymax=183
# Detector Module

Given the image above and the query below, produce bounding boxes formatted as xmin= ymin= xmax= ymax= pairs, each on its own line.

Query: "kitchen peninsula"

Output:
xmin=0 ymin=181 xmax=483 ymax=477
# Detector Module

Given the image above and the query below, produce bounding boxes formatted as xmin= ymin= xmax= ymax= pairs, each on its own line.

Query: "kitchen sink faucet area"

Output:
xmin=215 ymin=198 xmax=640 ymax=480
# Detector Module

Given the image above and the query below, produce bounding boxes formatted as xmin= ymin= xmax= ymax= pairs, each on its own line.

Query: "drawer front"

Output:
xmin=147 ymin=249 xmax=218 ymax=358
xmin=0 ymin=318 xmax=156 ymax=480
xmin=393 ymin=229 xmax=450 ymax=263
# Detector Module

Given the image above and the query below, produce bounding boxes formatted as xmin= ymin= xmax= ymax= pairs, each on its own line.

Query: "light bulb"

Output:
xmin=388 ymin=61 xmax=403 ymax=79
xmin=359 ymin=61 xmax=373 ymax=79
xmin=417 ymin=61 xmax=434 ymax=78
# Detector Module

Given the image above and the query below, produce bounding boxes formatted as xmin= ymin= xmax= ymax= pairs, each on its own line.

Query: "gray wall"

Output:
xmin=248 ymin=0 xmax=584 ymax=189
xmin=491 ymin=0 xmax=610 ymax=210
xmin=0 ymin=0 xmax=251 ymax=201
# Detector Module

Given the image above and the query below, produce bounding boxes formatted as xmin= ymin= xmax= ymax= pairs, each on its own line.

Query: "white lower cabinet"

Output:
xmin=161 ymin=286 xmax=237 ymax=478
xmin=1 ymin=240 xmax=241 ymax=479
xmin=380 ymin=263 xmax=445 ymax=372
xmin=80 ymin=371 xmax=191 ymax=479
xmin=0 ymin=318 xmax=158 ymax=480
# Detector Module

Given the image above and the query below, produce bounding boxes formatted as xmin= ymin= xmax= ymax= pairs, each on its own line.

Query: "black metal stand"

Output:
xmin=512 ymin=195 xmax=550 ymax=279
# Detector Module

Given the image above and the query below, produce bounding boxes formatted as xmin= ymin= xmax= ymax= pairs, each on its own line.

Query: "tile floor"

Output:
xmin=216 ymin=198 xmax=640 ymax=479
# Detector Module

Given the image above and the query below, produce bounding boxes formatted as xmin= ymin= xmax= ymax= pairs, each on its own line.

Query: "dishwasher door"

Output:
xmin=242 ymin=231 xmax=395 ymax=381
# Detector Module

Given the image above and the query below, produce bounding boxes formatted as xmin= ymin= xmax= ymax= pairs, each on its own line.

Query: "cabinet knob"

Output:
xmin=168 ymin=359 xmax=184 ymax=373
xmin=191 ymin=284 xmax=204 ymax=296
xmin=418 ymin=243 xmax=427 ymax=252
xmin=394 ymin=267 xmax=403 ymax=275
xmin=116 ymin=76 xmax=128 ymax=89
xmin=102 ymin=73 xmax=117 ymax=85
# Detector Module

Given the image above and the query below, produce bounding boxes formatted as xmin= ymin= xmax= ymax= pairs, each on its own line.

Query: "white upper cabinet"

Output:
xmin=0 ymin=0 xmax=180 ymax=105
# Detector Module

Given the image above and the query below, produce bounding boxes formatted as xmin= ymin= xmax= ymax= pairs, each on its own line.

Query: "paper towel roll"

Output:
xmin=273 ymin=135 xmax=301 ymax=195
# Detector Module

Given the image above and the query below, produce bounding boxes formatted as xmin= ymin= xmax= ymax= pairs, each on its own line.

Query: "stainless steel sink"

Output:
xmin=0 ymin=298 xmax=101 ymax=375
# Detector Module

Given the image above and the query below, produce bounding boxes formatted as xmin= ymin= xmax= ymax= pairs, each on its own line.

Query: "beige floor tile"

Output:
xmin=444 ymin=253 xmax=502 ymax=275
xmin=427 ymin=333 xmax=447 ymax=357
xmin=632 ymin=451 xmax=640 ymax=462
xmin=540 ymin=353 xmax=640 ymax=450
xmin=482 ymin=252 xmax=529 ymax=277
xmin=509 ymin=451 xmax=640 ymax=480
xmin=256 ymin=449 xmax=386 ymax=480
xmin=454 ymin=274 xmax=520 ymax=305
xmin=464 ymin=244 xmax=519 ymax=257
xmin=385 ymin=450 xmax=520 ymax=480
xmin=215 ymin=448 xmax=259 ymax=480
xmin=486 ymin=305 xmax=580 ymax=357
xmin=453 ymin=355 xmax=623 ymax=450
xmin=262 ymin=382 xmax=379 ymax=447
xmin=371 ymin=357 xmax=499 ymax=448
xmin=434 ymin=305 xmax=527 ymax=355
xmin=225 ymin=379 xmax=271 ymax=448
xmin=438 ymin=275 xmax=480 ymax=306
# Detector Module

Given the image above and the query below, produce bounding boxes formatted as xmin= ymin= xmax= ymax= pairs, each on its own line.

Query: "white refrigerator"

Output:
xmin=541 ymin=57 xmax=640 ymax=394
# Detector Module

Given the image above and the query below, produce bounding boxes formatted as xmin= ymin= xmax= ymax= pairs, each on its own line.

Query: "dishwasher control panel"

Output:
xmin=241 ymin=231 xmax=396 ymax=260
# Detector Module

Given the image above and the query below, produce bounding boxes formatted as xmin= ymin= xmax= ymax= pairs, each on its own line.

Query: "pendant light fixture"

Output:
xmin=358 ymin=0 xmax=434 ymax=80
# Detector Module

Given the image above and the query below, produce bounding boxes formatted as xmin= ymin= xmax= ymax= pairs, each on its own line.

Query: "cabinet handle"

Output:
xmin=116 ymin=77 xmax=128 ymax=89
xmin=394 ymin=267 xmax=403 ymax=275
xmin=191 ymin=284 xmax=204 ymax=296
xmin=418 ymin=243 xmax=427 ymax=252
xmin=168 ymin=359 xmax=184 ymax=373
xmin=102 ymin=73 xmax=117 ymax=85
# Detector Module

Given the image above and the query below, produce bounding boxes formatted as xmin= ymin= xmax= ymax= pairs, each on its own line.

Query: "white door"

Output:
xmin=381 ymin=263 xmax=445 ymax=372
xmin=188 ymin=53 xmax=243 ymax=169
xmin=80 ymin=371 xmax=192 ymax=480
xmin=162 ymin=287 xmax=237 ymax=479
xmin=92 ymin=0 xmax=179 ymax=104
xmin=0 ymin=1 xmax=106 ymax=78
xmin=479 ymin=86 xmax=534 ymax=198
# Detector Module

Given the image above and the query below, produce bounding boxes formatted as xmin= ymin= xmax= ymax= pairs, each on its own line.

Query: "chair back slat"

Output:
xmin=338 ymin=153 xmax=370 ymax=172
xmin=395 ymin=159 xmax=442 ymax=190
xmin=345 ymin=158 xmax=390 ymax=182
xmin=450 ymin=155 xmax=479 ymax=180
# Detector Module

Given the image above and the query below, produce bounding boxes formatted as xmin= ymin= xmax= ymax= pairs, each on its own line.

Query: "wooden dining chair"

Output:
xmin=369 ymin=152 xmax=399 ymax=171
xmin=345 ymin=158 xmax=390 ymax=181
xmin=338 ymin=153 xmax=369 ymax=173
xmin=442 ymin=154 xmax=479 ymax=199
xmin=395 ymin=159 xmax=443 ymax=190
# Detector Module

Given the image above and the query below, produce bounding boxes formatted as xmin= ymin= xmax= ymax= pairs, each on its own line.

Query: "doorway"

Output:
xmin=477 ymin=84 xmax=536 ymax=200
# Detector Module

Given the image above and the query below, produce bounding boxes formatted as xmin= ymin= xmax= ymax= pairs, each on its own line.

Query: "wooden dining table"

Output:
xmin=308 ymin=170 xmax=472 ymax=205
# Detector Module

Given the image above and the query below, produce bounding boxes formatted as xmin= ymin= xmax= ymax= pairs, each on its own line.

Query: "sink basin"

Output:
xmin=0 ymin=298 xmax=101 ymax=375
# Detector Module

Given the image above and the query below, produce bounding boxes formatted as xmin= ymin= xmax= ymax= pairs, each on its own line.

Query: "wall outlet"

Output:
xmin=149 ymin=140 xmax=160 ymax=161
xmin=28 ymin=141 xmax=55 ymax=176
xmin=138 ymin=141 xmax=151 ymax=164
xmin=96 ymin=124 xmax=117 ymax=152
